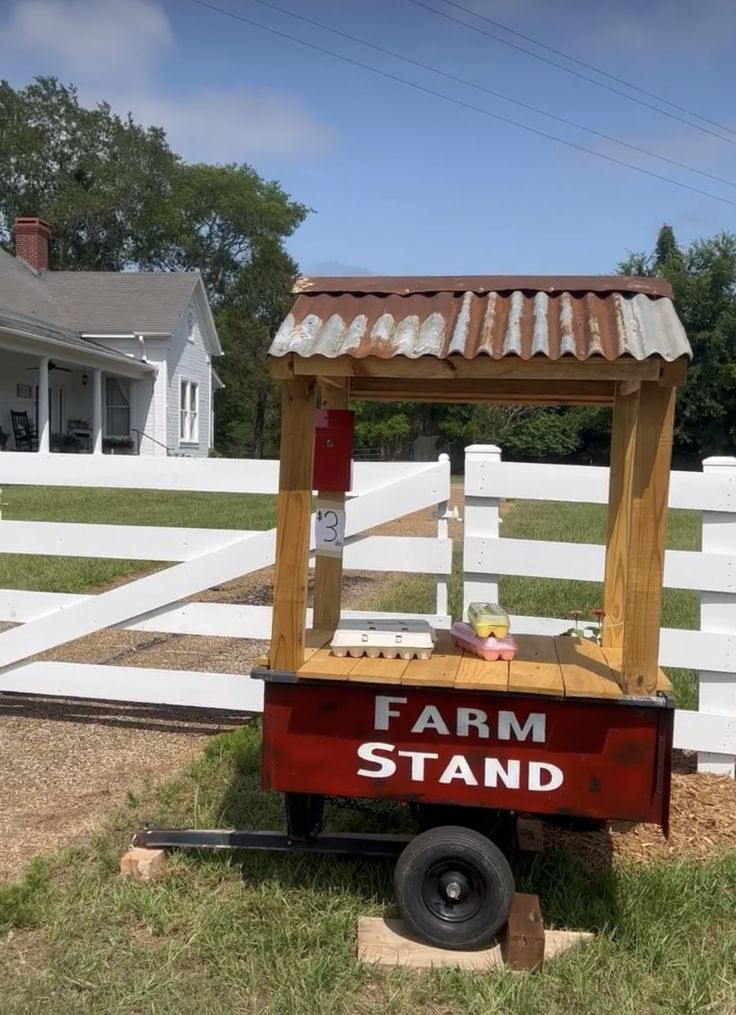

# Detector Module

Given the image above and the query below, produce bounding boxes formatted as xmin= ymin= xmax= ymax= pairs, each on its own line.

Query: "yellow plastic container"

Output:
xmin=467 ymin=602 xmax=510 ymax=639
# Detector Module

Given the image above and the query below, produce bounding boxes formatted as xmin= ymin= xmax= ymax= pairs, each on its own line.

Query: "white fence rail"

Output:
xmin=463 ymin=444 xmax=736 ymax=777
xmin=0 ymin=452 xmax=452 ymax=708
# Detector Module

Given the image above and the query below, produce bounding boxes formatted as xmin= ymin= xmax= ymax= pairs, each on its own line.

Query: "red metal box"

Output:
xmin=313 ymin=409 xmax=354 ymax=492
xmin=261 ymin=680 xmax=673 ymax=830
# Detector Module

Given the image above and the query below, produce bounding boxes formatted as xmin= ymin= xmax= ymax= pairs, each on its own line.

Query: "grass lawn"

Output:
xmin=370 ymin=501 xmax=701 ymax=710
xmin=0 ymin=486 xmax=276 ymax=593
xmin=2 ymin=723 xmax=735 ymax=1015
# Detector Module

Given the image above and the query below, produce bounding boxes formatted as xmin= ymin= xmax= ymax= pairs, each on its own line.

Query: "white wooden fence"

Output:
xmin=0 ymin=453 xmax=452 ymax=713
xmin=1 ymin=446 xmax=735 ymax=778
xmin=463 ymin=444 xmax=736 ymax=778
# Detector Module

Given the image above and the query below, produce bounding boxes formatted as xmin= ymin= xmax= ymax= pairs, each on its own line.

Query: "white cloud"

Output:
xmin=0 ymin=0 xmax=334 ymax=161
xmin=131 ymin=90 xmax=335 ymax=162
xmin=2 ymin=0 xmax=173 ymax=81
xmin=597 ymin=0 xmax=736 ymax=56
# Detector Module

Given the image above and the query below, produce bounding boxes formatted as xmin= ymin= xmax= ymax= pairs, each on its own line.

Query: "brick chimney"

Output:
xmin=14 ymin=217 xmax=50 ymax=272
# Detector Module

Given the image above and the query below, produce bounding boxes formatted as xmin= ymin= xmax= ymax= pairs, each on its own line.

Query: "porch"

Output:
xmin=0 ymin=348 xmax=158 ymax=455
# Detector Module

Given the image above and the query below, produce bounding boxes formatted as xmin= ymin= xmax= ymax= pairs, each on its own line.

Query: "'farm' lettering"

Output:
xmin=356 ymin=742 xmax=563 ymax=792
xmin=372 ymin=695 xmax=546 ymax=743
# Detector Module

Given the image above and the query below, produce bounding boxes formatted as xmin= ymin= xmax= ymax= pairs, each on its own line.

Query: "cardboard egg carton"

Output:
xmin=330 ymin=618 xmax=437 ymax=660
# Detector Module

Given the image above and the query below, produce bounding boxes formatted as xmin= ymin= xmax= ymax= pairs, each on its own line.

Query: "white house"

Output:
xmin=0 ymin=217 xmax=223 ymax=456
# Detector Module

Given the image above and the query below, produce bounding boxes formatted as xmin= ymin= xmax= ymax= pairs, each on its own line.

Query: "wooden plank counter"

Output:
xmin=283 ymin=631 xmax=671 ymax=700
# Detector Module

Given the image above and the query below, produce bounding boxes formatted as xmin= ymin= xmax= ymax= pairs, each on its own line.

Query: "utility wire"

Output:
xmin=407 ymin=0 xmax=736 ymax=147
xmin=188 ymin=0 xmax=736 ymax=209
xmin=230 ymin=0 xmax=736 ymax=191
xmin=430 ymin=0 xmax=736 ymax=140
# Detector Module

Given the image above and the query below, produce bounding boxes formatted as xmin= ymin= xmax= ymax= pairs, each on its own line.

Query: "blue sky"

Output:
xmin=1 ymin=0 xmax=735 ymax=275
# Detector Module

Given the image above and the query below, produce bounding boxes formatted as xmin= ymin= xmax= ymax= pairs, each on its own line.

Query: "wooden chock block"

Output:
xmin=357 ymin=916 xmax=592 ymax=972
xmin=120 ymin=846 xmax=167 ymax=882
xmin=516 ymin=817 xmax=544 ymax=854
xmin=501 ymin=893 xmax=545 ymax=972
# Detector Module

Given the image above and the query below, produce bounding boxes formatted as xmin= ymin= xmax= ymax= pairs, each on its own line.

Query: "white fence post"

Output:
xmin=463 ymin=444 xmax=501 ymax=618
xmin=698 ymin=456 xmax=736 ymax=777
xmin=435 ymin=453 xmax=450 ymax=619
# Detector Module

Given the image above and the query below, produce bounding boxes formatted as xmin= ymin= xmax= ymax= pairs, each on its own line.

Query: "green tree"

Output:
xmin=438 ymin=404 xmax=608 ymax=461
xmin=215 ymin=239 xmax=300 ymax=457
xmin=619 ymin=225 xmax=736 ymax=456
xmin=0 ymin=77 xmax=177 ymax=269
xmin=140 ymin=162 xmax=308 ymax=303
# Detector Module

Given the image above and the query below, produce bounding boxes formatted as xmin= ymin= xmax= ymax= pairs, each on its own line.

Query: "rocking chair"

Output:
xmin=11 ymin=410 xmax=38 ymax=451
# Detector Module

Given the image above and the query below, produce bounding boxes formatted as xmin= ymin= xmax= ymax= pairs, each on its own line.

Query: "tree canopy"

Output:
xmin=619 ymin=226 xmax=736 ymax=458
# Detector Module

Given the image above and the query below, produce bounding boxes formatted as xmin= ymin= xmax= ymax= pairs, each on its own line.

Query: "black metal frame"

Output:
xmin=135 ymin=792 xmax=411 ymax=859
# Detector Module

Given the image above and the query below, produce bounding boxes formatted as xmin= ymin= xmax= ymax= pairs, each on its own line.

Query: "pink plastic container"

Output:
xmin=451 ymin=622 xmax=517 ymax=662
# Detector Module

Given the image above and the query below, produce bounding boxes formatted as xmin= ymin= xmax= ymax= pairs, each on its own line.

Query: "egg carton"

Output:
xmin=330 ymin=618 xmax=437 ymax=661
xmin=452 ymin=621 xmax=517 ymax=662
xmin=466 ymin=601 xmax=511 ymax=639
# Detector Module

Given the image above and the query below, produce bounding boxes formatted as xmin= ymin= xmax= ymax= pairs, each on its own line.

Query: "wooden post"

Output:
xmin=270 ymin=377 xmax=316 ymax=672
xmin=620 ymin=382 xmax=676 ymax=694
xmin=312 ymin=380 xmax=349 ymax=632
xmin=603 ymin=383 xmax=639 ymax=648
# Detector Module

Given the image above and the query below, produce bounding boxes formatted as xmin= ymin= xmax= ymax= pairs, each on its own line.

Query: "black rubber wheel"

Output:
xmin=394 ymin=825 xmax=514 ymax=950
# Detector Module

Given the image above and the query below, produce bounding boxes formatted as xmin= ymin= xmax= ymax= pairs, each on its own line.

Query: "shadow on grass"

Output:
xmin=202 ymin=722 xmax=620 ymax=935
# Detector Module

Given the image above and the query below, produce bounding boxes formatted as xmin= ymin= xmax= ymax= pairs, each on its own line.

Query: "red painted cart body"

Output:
xmin=261 ymin=678 xmax=674 ymax=831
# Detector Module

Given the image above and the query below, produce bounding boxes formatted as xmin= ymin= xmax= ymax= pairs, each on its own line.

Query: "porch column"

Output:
xmin=92 ymin=369 xmax=103 ymax=455
xmin=37 ymin=356 xmax=50 ymax=453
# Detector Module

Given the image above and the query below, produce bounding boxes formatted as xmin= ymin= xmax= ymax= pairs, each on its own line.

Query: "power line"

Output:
xmin=188 ymin=0 xmax=736 ymax=209
xmin=234 ymin=0 xmax=736 ymax=191
xmin=407 ymin=0 xmax=736 ymax=147
xmin=431 ymin=0 xmax=736 ymax=140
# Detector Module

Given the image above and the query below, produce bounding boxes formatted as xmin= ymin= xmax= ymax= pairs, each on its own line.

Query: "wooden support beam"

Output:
xmin=269 ymin=377 xmax=316 ymax=672
xmin=313 ymin=380 xmax=350 ymax=631
xmin=270 ymin=353 xmax=658 ymax=384
xmin=620 ymin=382 xmax=677 ymax=694
xmin=603 ymin=383 xmax=639 ymax=649
xmin=348 ymin=377 xmax=615 ymax=406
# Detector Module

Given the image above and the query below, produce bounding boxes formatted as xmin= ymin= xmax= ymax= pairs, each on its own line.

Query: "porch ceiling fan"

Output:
xmin=26 ymin=360 xmax=73 ymax=373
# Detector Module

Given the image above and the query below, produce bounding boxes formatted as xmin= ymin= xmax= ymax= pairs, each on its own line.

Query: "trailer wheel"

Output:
xmin=394 ymin=825 xmax=514 ymax=950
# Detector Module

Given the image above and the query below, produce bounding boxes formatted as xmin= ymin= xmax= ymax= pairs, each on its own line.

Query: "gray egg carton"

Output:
xmin=330 ymin=618 xmax=437 ymax=660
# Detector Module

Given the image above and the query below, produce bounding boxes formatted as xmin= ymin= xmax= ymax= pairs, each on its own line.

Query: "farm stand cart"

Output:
xmin=138 ymin=274 xmax=691 ymax=950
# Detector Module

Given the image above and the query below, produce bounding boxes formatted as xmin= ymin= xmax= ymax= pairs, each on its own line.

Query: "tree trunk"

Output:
xmin=253 ymin=389 xmax=267 ymax=459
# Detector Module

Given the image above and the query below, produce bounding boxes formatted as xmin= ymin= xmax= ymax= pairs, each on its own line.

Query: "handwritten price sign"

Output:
xmin=315 ymin=500 xmax=346 ymax=557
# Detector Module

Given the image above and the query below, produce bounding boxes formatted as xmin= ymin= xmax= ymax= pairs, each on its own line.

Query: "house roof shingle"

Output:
xmin=0 ymin=248 xmax=213 ymax=366
xmin=42 ymin=271 xmax=200 ymax=334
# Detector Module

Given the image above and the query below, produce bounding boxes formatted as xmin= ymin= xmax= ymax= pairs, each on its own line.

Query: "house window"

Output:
xmin=180 ymin=380 xmax=199 ymax=444
xmin=106 ymin=377 xmax=131 ymax=436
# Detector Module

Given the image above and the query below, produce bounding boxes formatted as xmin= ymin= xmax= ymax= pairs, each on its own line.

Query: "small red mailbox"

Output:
xmin=313 ymin=408 xmax=354 ymax=492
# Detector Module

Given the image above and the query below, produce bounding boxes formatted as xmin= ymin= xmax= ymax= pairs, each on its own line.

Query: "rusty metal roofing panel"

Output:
xmin=270 ymin=276 xmax=691 ymax=362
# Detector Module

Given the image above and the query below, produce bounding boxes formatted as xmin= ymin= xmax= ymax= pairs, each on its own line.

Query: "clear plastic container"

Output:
xmin=466 ymin=602 xmax=510 ymax=639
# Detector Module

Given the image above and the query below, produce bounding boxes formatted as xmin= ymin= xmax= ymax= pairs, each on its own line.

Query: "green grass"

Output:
xmin=369 ymin=500 xmax=700 ymax=710
xmin=0 ymin=486 xmax=276 ymax=593
xmin=2 ymin=723 xmax=735 ymax=1015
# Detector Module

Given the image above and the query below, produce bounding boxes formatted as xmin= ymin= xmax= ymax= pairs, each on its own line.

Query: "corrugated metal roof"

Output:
xmin=270 ymin=276 xmax=691 ymax=362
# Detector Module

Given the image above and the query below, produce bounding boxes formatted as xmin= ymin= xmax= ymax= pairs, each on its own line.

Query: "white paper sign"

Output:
xmin=315 ymin=500 xmax=346 ymax=557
